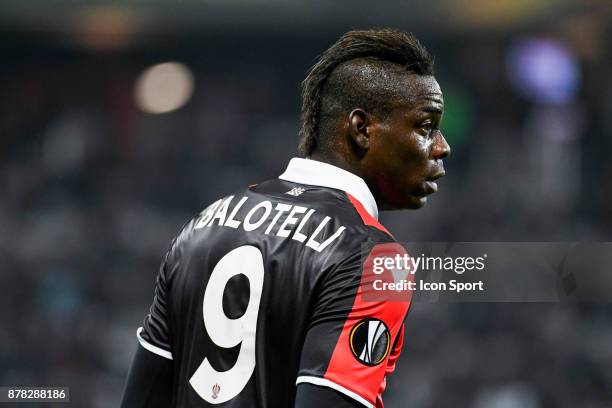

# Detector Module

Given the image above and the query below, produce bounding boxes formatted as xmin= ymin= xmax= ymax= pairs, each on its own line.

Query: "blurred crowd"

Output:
xmin=1 ymin=20 xmax=612 ymax=408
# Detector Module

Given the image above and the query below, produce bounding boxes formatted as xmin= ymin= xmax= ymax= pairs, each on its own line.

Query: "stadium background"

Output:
xmin=1 ymin=1 xmax=611 ymax=406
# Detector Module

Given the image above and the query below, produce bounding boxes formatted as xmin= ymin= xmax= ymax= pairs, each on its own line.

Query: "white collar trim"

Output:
xmin=278 ymin=157 xmax=379 ymax=220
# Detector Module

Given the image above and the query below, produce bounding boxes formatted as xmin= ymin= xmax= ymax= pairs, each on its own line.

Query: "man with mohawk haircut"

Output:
xmin=122 ymin=28 xmax=450 ymax=408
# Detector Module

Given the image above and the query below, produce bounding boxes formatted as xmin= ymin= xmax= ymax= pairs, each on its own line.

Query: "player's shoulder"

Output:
xmin=164 ymin=178 xmax=395 ymax=269
xmin=249 ymin=178 xmax=394 ymax=242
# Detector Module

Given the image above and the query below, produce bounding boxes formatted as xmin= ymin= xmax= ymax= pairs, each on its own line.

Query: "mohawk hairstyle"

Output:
xmin=298 ymin=29 xmax=434 ymax=157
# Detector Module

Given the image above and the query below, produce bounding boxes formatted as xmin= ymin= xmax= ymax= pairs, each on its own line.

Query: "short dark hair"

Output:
xmin=298 ymin=29 xmax=434 ymax=156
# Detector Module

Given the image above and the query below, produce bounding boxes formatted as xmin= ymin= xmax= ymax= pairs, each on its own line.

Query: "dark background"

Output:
xmin=1 ymin=1 xmax=611 ymax=406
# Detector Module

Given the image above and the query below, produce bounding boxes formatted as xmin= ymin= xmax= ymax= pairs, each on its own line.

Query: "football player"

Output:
xmin=121 ymin=28 xmax=450 ymax=408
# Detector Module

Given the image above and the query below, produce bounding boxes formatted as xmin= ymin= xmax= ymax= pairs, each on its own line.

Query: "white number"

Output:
xmin=189 ymin=245 xmax=265 ymax=404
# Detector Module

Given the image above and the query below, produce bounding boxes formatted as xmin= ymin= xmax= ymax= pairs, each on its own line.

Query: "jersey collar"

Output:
xmin=278 ymin=157 xmax=379 ymax=220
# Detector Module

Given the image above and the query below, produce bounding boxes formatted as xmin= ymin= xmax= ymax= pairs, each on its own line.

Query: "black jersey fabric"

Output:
xmin=123 ymin=158 xmax=412 ymax=408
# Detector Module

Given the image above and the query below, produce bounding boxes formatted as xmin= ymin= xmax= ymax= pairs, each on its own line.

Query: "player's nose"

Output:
xmin=433 ymin=131 xmax=451 ymax=159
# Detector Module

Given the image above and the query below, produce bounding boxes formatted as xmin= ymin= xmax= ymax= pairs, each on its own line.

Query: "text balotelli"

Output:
xmin=194 ymin=195 xmax=346 ymax=252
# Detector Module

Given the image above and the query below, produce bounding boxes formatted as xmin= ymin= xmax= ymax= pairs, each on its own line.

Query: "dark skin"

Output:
xmin=311 ymin=74 xmax=450 ymax=210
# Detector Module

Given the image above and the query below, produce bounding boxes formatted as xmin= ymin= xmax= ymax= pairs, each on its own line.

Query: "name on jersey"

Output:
xmin=193 ymin=196 xmax=346 ymax=252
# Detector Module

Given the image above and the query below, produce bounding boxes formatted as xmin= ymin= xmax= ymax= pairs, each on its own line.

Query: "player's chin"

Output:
xmin=383 ymin=194 xmax=428 ymax=210
xmin=406 ymin=195 xmax=427 ymax=209
xmin=406 ymin=181 xmax=441 ymax=208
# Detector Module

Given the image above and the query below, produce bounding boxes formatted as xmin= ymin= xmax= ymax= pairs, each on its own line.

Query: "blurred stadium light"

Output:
xmin=76 ymin=6 xmax=137 ymax=51
xmin=506 ymin=38 xmax=580 ymax=104
xmin=134 ymin=62 xmax=194 ymax=114
xmin=0 ymin=0 xmax=608 ymax=40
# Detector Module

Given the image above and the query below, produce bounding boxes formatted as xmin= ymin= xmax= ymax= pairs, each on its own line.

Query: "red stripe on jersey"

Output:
xmin=345 ymin=193 xmax=393 ymax=238
xmin=323 ymin=243 xmax=411 ymax=407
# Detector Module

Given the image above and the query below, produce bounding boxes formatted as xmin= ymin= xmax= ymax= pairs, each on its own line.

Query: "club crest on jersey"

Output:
xmin=349 ymin=318 xmax=391 ymax=366
xmin=211 ymin=383 xmax=220 ymax=399
xmin=286 ymin=187 xmax=306 ymax=196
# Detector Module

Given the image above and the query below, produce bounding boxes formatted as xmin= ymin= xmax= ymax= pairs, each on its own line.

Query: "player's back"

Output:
xmin=134 ymin=159 xmax=410 ymax=408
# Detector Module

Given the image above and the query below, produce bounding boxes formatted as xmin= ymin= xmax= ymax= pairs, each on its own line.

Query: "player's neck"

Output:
xmin=309 ymin=150 xmax=365 ymax=181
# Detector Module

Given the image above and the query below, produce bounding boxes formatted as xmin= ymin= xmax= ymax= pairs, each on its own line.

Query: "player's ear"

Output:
xmin=348 ymin=108 xmax=370 ymax=151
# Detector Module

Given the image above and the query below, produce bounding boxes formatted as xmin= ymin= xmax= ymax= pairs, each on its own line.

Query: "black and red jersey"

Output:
xmin=135 ymin=158 xmax=412 ymax=408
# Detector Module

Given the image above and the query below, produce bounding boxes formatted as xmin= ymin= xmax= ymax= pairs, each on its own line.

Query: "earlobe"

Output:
xmin=348 ymin=109 xmax=370 ymax=150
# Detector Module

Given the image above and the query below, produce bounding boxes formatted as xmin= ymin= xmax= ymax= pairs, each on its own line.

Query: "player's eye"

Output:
xmin=417 ymin=120 xmax=434 ymax=137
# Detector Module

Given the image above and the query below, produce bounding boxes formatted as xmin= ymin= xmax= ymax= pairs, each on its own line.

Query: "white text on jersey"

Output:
xmin=193 ymin=196 xmax=346 ymax=252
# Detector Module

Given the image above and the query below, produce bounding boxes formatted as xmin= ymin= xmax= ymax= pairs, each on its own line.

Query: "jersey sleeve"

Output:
xmin=374 ymin=323 xmax=405 ymax=407
xmin=296 ymin=242 xmax=413 ymax=408
xmin=295 ymin=382 xmax=364 ymax=408
xmin=137 ymin=250 xmax=175 ymax=360
xmin=121 ymin=340 xmax=173 ymax=408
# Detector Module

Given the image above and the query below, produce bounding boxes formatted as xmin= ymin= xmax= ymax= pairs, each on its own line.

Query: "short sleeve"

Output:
xmin=296 ymin=242 xmax=413 ymax=408
xmin=137 ymin=252 xmax=174 ymax=360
